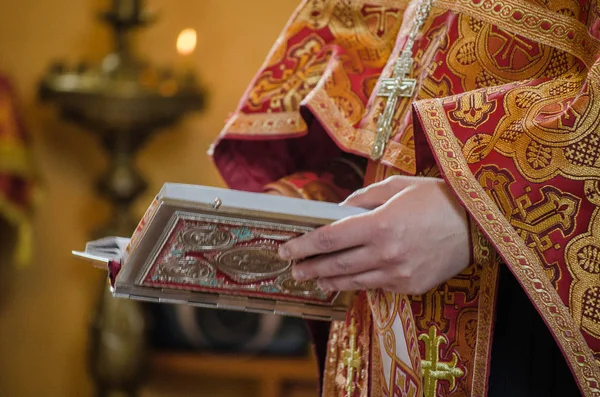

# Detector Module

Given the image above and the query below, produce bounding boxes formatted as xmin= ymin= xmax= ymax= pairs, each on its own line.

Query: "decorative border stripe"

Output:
xmin=471 ymin=222 xmax=499 ymax=396
xmin=414 ymin=98 xmax=600 ymax=396
xmin=590 ymin=61 xmax=600 ymax=82
xmin=435 ymin=0 xmax=600 ymax=68
xmin=305 ymin=88 xmax=416 ymax=175
xmin=399 ymin=294 xmax=422 ymax=383
xmin=222 ymin=111 xmax=307 ymax=137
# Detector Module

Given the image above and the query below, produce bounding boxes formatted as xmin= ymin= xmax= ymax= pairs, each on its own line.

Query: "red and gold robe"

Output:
xmin=210 ymin=0 xmax=600 ymax=395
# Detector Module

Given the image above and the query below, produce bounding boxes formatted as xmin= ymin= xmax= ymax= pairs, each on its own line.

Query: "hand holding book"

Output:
xmin=73 ymin=183 xmax=367 ymax=321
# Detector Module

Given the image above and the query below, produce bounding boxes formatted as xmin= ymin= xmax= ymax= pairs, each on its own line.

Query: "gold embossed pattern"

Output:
xmin=414 ymin=73 xmax=600 ymax=394
xmin=212 ymin=0 xmax=600 ymax=395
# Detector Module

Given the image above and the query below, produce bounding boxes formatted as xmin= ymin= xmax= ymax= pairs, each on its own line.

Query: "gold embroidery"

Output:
xmin=342 ymin=318 xmax=362 ymax=397
xmin=413 ymin=265 xmax=480 ymax=333
xmin=215 ymin=2 xmax=600 ymax=395
xmin=323 ymin=294 xmax=371 ymax=397
xmin=399 ymin=295 xmax=422 ymax=381
xmin=414 ymin=98 xmax=600 ymax=396
xmin=369 ymin=323 xmax=386 ymax=397
xmin=368 ymin=290 xmax=423 ymax=397
xmin=409 ymin=219 xmax=498 ymax=397
xmin=323 ymin=320 xmax=343 ymax=397
xmin=362 ymin=5 xmax=403 ymax=38
xmin=219 ymin=0 xmax=407 ymax=142
xmin=420 ymin=72 xmax=453 ymax=99
xmin=363 ymin=6 xmax=449 ymax=157
xmin=436 ymin=0 xmax=600 ymax=69
xmin=394 ymin=366 xmax=420 ymax=396
xmin=448 ymin=15 xmax=555 ymax=89
xmin=449 ymin=91 xmax=497 ymax=128
xmin=477 ymin=166 xmax=580 ymax=255
xmin=328 ymin=2 xmax=405 ymax=75
xmin=370 ymin=290 xmax=397 ymax=330
xmin=470 ymin=221 xmax=500 ymax=396
xmin=447 ymin=13 xmax=583 ymax=99
xmin=419 ymin=325 xmax=465 ymax=397
xmin=585 ymin=179 xmax=600 ymax=207
xmin=567 ymin=209 xmax=600 ymax=339
xmin=324 ymin=59 xmax=365 ymax=126
xmin=472 ymin=73 xmax=600 ymax=182
xmin=224 ymin=112 xmax=306 ymax=136
xmin=306 ymin=89 xmax=417 ymax=174
xmin=248 ymin=34 xmax=329 ymax=112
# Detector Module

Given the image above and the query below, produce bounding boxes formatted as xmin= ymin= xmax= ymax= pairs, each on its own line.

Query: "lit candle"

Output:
xmin=176 ymin=28 xmax=197 ymax=82
xmin=177 ymin=28 xmax=197 ymax=59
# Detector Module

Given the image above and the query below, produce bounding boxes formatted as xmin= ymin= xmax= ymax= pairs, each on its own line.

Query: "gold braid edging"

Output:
xmin=435 ymin=0 xmax=600 ymax=69
xmin=470 ymin=220 xmax=500 ymax=395
xmin=306 ymin=88 xmax=416 ymax=175
xmin=223 ymin=112 xmax=307 ymax=136
xmin=589 ymin=62 xmax=600 ymax=83
xmin=414 ymin=98 xmax=600 ymax=396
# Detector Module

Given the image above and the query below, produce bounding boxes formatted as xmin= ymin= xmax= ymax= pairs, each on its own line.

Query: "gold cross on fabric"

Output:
xmin=419 ymin=325 xmax=465 ymax=397
xmin=371 ymin=51 xmax=417 ymax=160
xmin=342 ymin=318 xmax=362 ymax=397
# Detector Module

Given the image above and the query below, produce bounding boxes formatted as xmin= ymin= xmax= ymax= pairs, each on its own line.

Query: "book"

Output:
xmin=72 ymin=236 xmax=131 ymax=266
xmin=73 ymin=183 xmax=368 ymax=321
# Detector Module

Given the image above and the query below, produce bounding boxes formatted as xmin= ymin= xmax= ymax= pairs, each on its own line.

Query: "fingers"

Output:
xmin=341 ymin=175 xmax=416 ymax=209
xmin=279 ymin=213 xmax=372 ymax=260
xmin=317 ymin=269 xmax=392 ymax=292
xmin=292 ymin=246 xmax=373 ymax=281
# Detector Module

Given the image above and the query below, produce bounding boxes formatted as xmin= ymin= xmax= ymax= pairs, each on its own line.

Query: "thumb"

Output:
xmin=341 ymin=176 xmax=415 ymax=209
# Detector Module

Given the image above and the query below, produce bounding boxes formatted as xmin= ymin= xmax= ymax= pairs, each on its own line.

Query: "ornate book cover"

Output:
xmin=74 ymin=183 xmax=366 ymax=321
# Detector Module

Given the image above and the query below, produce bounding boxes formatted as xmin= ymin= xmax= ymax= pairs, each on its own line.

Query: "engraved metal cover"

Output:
xmin=137 ymin=211 xmax=336 ymax=305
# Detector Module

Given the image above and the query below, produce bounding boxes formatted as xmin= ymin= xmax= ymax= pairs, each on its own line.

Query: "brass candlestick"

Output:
xmin=39 ymin=1 xmax=206 ymax=396
xmin=39 ymin=0 xmax=205 ymax=237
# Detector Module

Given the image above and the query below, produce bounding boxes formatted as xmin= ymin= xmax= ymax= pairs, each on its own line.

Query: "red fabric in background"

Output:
xmin=0 ymin=73 xmax=38 ymax=265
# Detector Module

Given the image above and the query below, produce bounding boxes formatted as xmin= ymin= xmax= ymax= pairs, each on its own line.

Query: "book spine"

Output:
xmin=122 ymin=196 xmax=161 ymax=264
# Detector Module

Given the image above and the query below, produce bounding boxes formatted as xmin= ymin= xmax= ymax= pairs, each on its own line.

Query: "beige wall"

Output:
xmin=0 ymin=0 xmax=299 ymax=396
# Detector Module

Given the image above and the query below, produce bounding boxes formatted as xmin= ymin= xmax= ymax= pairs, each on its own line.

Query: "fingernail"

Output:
xmin=292 ymin=267 xmax=305 ymax=280
xmin=278 ymin=245 xmax=290 ymax=259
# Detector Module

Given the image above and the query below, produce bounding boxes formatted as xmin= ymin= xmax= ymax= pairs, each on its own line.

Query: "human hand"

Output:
xmin=278 ymin=176 xmax=471 ymax=295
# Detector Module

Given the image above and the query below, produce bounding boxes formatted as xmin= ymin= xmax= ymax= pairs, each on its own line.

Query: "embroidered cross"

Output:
xmin=362 ymin=5 xmax=400 ymax=37
xmin=419 ymin=325 xmax=464 ymax=397
xmin=342 ymin=318 xmax=362 ymax=397
xmin=415 ymin=266 xmax=479 ymax=332
xmin=494 ymin=28 xmax=536 ymax=61
xmin=478 ymin=167 xmax=579 ymax=253
xmin=371 ymin=50 xmax=417 ymax=160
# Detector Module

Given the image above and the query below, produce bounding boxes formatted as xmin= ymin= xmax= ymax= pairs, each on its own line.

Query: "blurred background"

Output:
xmin=0 ymin=0 xmax=319 ymax=396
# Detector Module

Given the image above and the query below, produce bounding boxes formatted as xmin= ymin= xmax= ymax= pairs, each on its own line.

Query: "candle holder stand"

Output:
xmin=38 ymin=1 xmax=205 ymax=396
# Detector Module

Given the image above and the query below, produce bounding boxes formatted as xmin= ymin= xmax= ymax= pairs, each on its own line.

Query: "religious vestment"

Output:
xmin=209 ymin=0 xmax=600 ymax=395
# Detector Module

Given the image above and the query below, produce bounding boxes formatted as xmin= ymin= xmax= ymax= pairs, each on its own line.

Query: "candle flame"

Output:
xmin=177 ymin=28 xmax=197 ymax=56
